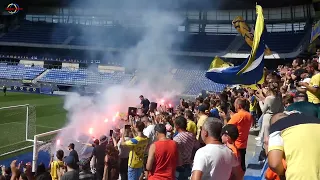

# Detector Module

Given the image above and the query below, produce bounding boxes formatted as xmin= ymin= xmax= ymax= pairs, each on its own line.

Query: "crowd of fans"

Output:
xmin=1 ymin=56 xmax=320 ymax=180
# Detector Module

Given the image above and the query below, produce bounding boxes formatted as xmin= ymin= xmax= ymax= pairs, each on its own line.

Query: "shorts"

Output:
xmin=128 ymin=167 xmax=143 ymax=180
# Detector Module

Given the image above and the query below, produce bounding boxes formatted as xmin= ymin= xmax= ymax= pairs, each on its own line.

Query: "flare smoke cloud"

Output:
xmin=53 ymin=1 xmax=186 ymax=155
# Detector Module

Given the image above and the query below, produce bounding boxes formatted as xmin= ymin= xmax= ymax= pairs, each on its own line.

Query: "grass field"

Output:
xmin=0 ymin=92 xmax=67 ymax=158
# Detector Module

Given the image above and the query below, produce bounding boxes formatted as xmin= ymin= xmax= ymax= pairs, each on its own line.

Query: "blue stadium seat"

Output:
xmin=40 ymin=68 xmax=133 ymax=85
xmin=172 ymin=69 xmax=226 ymax=95
xmin=0 ymin=64 xmax=45 ymax=80
xmin=238 ymin=31 xmax=306 ymax=53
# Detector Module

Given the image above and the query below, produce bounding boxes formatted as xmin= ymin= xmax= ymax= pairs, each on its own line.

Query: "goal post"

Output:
xmin=0 ymin=104 xmax=36 ymax=157
xmin=32 ymin=128 xmax=63 ymax=172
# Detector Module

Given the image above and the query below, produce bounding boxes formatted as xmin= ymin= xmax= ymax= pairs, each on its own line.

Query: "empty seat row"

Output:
xmin=40 ymin=68 xmax=133 ymax=85
xmin=238 ymin=31 xmax=306 ymax=53
xmin=172 ymin=69 xmax=226 ymax=95
xmin=0 ymin=64 xmax=45 ymax=80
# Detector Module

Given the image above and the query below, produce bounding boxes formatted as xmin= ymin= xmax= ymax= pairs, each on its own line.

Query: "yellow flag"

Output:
xmin=237 ymin=5 xmax=265 ymax=75
xmin=209 ymin=56 xmax=233 ymax=70
xmin=232 ymin=15 xmax=271 ymax=56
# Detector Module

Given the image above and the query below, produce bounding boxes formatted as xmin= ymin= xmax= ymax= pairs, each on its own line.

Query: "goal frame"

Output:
xmin=0 ymin=104 xmax=35 ymax=157
xmin=0 ymin=104 xmax=31 ymax=141
xmin=32 ymin=128 xmax=63 ymax=172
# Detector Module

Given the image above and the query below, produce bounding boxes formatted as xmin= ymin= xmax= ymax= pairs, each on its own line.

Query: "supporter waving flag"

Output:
xmin=206 ymin=5 xmax=266 ymax=85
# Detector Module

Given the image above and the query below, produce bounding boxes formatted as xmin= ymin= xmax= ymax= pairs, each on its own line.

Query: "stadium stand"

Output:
xmin=238 ymin=30 xmax=306 ymax=53
xmin=182 ymin=34 xmax=236 ymax=52
xmin=0 ymin=21 xmax=69 ymax=44
xmin=172 ymin=69 xmax=226 ymax=94
xmin=0 ymin=63 xmax=45 ymax=80
xmin=0 ymin=20 xmax=308 ymax=55
xmin=69 ymin=26 xmax=143 ymax=48
xmin=39 ymin=68 xmax=134 ymax=85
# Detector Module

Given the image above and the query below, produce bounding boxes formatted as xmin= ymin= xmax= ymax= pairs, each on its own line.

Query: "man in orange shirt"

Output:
xmin=228 ymin=98 xmax=253 ymax=172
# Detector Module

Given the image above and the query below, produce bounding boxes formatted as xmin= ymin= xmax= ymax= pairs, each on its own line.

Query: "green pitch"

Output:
xmin=0 ymin=92 xmax=67 ymax=158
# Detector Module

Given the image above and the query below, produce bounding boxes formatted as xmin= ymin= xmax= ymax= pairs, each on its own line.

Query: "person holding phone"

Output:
xmin=114 ymin=127 xmax=132 ymax=180
xmin=121 ymin=121 xmax=148 ymax=180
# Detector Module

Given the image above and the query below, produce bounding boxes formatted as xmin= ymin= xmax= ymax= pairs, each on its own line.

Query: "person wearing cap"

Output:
xmin=195 ymin=105 xmax=208 ymax=141
xmin=68 ymin=143 xmax=79 ymax=170
xmin=92 ymin=135 xmax=108 ymax=180
xmin=285 ymin=91 xmax=320 ymax=118
xmin=221 ymin=124 xmax=244 ymax=179
xmin=61 ymin=156 xmax=79 ymax=180
xmin=146 ymin=124 xmax=178 ymax=180
xmin=78 ymin=158 xmax=94 ymax=180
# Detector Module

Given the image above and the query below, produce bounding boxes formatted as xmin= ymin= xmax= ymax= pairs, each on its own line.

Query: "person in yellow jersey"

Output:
xmin=185 ymin=109 xmax=197 ymax=135
xmin=50 ymin=149 xmax=65 ymax=180
xmin=248 ymin=89 xmax=258 ymax=128
xmin=267 ymin=112 xmax=320 ymax=180
xmin=195 ymin=105 xmax=208 ymax=144
xmin=298 ymin=61 xmax=320 ymax=104
xmin=121 ymin=121 xmax=148 ymax=180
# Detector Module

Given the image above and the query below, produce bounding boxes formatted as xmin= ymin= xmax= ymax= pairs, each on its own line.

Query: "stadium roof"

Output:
xmin=17 ymin=0 xmax=312 ymax=10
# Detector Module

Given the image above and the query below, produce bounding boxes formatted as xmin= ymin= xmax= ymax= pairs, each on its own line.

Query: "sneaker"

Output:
xmin=255 ymin=137 xmax=261 ymax=141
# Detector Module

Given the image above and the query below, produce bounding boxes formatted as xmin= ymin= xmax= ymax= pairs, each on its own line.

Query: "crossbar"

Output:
xmin=0 ymin=104 xmax=29 ymax=110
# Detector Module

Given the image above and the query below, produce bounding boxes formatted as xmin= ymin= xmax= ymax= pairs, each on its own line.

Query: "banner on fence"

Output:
xmin=11 ymin=86 xmax=40 ymax=93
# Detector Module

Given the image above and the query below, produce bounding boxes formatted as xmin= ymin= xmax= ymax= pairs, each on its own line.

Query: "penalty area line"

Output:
xmin=0 ymin=122 xmax=57 ymax=129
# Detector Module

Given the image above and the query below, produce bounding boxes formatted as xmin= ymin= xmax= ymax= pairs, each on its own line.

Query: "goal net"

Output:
xmin=32 ymin=128 xmax=94 ymax=172
xmin=0 ymin=104 xmax=36 ymax=157
xmin=32 ymin=129 xmax=62 ymax=172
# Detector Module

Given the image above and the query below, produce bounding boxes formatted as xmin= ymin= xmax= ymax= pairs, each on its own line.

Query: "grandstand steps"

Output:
xmin=63 ymin=36 xmax=75 ymax=45
xmin=129 ymin=75 xmax=137 ymax=86
xmin=32 ymin=69 xmax=49 ymax=83
xmin=225 ymin=35 xmax=245 ymax=53
xmin=0 ymin=33 xmax=4 ymax=38
xmin=11 ymin=25 xmax=20 ymax=31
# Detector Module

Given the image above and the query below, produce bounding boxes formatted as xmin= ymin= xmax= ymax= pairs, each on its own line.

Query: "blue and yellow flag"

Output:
xmin=206 ymin=5 xmax=265 ymax=85
xmin=209 ymin=56 xmax=233 ymax=70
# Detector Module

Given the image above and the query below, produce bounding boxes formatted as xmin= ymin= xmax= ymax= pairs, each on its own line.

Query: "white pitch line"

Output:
xmin=0 ymin=121 xmax=57 ymax=129
xmin=0 ymin=140 xmax=28 ymax=149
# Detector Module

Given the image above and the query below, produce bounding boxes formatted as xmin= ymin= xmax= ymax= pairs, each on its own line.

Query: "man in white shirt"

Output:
xmin=141 ymin=116 xmax=155 ymax=179
xmin=191 ymin=118 xmax=243 ymax=180
xmin=142 ymin=116 xmax=155 ymax=143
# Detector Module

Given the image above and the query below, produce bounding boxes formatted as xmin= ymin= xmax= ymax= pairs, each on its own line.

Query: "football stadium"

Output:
xmin=0 ymin=0 xmax=319 ymax=179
